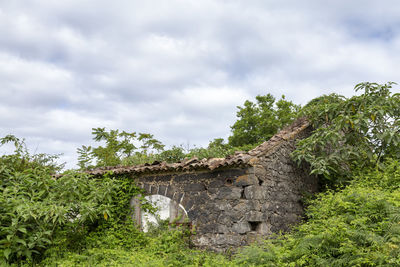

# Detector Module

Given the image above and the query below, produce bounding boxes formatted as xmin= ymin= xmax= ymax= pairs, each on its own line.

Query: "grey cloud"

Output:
xmin=1 ymin=0 xmax=399 ymax=169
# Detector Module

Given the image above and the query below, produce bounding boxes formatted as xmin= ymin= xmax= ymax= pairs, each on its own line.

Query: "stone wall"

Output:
xmin=133 ymin=128 xmax=318 ymax=251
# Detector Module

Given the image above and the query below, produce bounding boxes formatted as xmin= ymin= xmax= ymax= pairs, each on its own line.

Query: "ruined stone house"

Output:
xmin=88 ymin=118 xmax=318 ymax=251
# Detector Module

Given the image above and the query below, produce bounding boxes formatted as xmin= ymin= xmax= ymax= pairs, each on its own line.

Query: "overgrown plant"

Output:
xmin=292 ymin=82 xmax=400 ymax=184
xmin=0 ymin=136 xmax=146 ymax=264
xmin=77 ymin=128 xmax=164 ymax=169
xmin=0 ymin=135 xmax=63 ymax=173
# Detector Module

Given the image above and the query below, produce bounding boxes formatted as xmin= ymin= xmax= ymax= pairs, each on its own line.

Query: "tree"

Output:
xmin=77 ymin=128 xmax=164 ymax=169
xmin=228 ymin=94 xmax=300 ymax=147
xmin=292 ymin=82 xmax=400 ymax=184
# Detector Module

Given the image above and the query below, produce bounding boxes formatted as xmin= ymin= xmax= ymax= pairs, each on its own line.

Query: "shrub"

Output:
xmin=0 ymin=136 xmax=146 ymax=265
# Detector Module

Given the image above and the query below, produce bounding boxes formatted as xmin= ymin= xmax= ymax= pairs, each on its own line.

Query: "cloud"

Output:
xmin=0 ymin=0 xmax=399 ymax=169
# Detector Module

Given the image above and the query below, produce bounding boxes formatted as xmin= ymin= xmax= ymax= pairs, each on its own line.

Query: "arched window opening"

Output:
xmin=131 ymin=194 xmax=188 ymax=232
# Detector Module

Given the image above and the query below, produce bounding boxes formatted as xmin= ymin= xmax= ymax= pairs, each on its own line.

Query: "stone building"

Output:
xmin=89 ymin=118 xmax=318 ymax=251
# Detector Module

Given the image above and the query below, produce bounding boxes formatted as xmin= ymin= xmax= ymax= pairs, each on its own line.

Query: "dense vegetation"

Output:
xmin=1 ymin=82 xmax=399 ymax=266
xmin=293 ymin=82 xmax=400 ymax=186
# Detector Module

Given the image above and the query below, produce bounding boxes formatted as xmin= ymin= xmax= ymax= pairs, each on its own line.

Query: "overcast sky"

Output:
xmin=0 ymin=0 xmax=399 ymax=169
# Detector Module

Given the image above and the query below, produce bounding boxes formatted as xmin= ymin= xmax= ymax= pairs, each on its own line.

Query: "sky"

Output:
xmin=0 ymin=0 xmax=399 ymax=169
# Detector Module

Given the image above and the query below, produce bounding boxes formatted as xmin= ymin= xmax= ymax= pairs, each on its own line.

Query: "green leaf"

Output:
xmin=17 ymin=227 xmax=27 ymax=234
xmin=3 ymin=248 xmax=11 ymax=260
xmin=16 ymin=239 xmax=27 ymax=246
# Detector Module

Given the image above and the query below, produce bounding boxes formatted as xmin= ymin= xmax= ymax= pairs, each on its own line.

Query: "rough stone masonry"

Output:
xmin=88 ymin=118 xmax=318 ymax=251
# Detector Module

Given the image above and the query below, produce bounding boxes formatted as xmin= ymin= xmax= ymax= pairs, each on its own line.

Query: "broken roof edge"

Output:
xmin=82 ymin=117 xmax=310 ymax=177
xmin=247 ymin=116 xmax=310 ymax=158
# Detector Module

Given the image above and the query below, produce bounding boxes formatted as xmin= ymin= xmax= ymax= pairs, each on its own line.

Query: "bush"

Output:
xmin=42 ymin=226 xmax=234 ymax=267
xmin=0 ymin=136 xmax=146 ymax=265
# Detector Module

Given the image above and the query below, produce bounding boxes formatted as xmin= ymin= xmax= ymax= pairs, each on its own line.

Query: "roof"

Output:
xmin=85 ymin=117 xmax=310 ymax=176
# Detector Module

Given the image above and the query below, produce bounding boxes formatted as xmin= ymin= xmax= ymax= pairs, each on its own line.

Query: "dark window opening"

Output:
xmin=249 ymin=221 xmax=260 ymax=231
xmin=225 ymin=178 xmax=233 ymax=185
xmin=258 ymin=178 xmax=263 ymax=186
xmin=240 ymin=189 xmax=245 ymax=199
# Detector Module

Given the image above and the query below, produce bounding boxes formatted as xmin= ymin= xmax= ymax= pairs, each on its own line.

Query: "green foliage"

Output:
xmin=292 ymin=82 xmax=400 ymax=184
xmin=43 ymin=237 xmax=233 ymax=267
xmin=0 ymin=168 xmax=116 ymax=264
xmin=186 ymin=138 xmax=254 ymax=160
xmin=229 ymin=94 xmax=300 ymax=147
xmin=0 ymin=137 xmax=146 ymax=265
xmin=155 ymin=145 xmax=187 ymax=163
xmin=77 ymin=128 xmax=164 ymax=169
xmin=41 ymin=213 xmax=232 ymax=266
xmin=0 ymin=135 xmax=64 ymax=173
xmin=353 ymin=158 xmax=400 ymax=191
